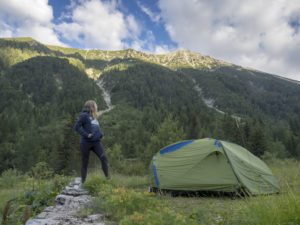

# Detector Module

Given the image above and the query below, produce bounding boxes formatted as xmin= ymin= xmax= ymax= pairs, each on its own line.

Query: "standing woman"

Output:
xmin=74 ymin=100 xmax=109 ymax=183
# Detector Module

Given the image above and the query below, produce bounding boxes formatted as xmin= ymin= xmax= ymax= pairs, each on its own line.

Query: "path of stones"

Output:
xmin=26 ymin=178 xmax=105 ymax=225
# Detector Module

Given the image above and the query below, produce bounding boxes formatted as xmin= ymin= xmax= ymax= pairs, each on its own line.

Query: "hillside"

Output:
xmin=0 ymin=37 xmax=300 ymax=174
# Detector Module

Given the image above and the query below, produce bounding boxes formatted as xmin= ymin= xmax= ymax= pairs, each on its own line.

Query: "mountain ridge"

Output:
xmin=0 ymin=37 xmax=298 ymax=85
xmin=1 ymin=37 xmax=300 ymax=121
xmin=3 ymin=37 xmax=298 ymax=84
xmin=0 ymin=36 xmax=300 ymax=174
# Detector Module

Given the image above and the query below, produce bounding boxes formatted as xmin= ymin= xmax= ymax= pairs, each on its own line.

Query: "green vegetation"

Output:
xmin=83 ymin=174 xmax=197 ymax=225
xmin=0 ymin=37 xmax=300 ymax=176
xmin=0 ymin=165 xmax=69 ymax=225
xmin=83 ymin=159 xmax=300 ymax=225
xmin=0 ymin=37 xmax=299 ymax=224
xmin=0 ymin=56 xmax=105 ymax=174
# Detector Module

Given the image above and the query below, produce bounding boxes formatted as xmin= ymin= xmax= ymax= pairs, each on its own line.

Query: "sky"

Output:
xmin=0 ymin=0 xmax=300 ymax=81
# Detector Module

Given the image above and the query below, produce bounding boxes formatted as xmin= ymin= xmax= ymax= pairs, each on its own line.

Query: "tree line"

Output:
xmin=0 ymin=45 xmax=299 ymax=176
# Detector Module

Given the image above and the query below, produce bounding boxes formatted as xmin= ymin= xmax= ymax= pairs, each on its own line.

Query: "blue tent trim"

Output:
xmin=153 ymin=164 xmax=160 ymax=187
xmin=160 ymin=140 xmax=194 ymax=155
xmin=214 ymin=139 xmax=222 ymax=149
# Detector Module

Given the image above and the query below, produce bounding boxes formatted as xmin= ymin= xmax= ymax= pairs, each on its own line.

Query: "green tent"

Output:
xmin=149 ymin=138 xmax=280 ymax=195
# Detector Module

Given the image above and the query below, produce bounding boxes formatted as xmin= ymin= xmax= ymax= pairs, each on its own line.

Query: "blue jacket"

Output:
xmin=74 ymin=110 xmax=103 ymax=143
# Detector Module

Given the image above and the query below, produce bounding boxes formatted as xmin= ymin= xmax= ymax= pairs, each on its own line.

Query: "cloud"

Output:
xmin=153 ymin=45 xmax=173 ymax=54
xmin=158 ymin=0 xmax=300 ymax=80
xmin=56 ymin=0 xmax=141 ymax=50
xmin=0 ymin=0 xmax=64 ymax=45
xmin=127 ymin=30 xmax=174 ymax=54
xmin=137 ymin=1 xmax=161 ymax=23
xmin=0 ymin=0 xmax=172 ymax=54
xmin=0 ymin=21 xmax=13 ymax=37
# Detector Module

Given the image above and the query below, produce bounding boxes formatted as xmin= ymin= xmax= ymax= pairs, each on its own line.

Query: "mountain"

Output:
xmin=0 ymin=37 xmax=299 ymax=174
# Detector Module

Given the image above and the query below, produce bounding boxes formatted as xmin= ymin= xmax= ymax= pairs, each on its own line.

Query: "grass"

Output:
xmin=0 ymin=178 xmax=33 ymax=225
xmin=1 ymin=159 xmax=298 ymax=224
xmin=84 ymin=159 xmax=300 ymax=225
xmin=0 ymin=171 xmax=70 ymax=225
xmin=0 ymin=170 xmax=28 ymax=212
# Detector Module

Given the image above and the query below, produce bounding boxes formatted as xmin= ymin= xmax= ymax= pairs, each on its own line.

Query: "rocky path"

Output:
xmin=26 ymin=178 xmax=104 ymax=225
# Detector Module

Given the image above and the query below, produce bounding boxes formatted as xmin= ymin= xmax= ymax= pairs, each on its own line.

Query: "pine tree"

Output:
xmin=144 ymin=115 xmax=185 ymax=162
xmin=249 ymin=123 xmax=268 ymax=157
xmin=55 ymin=115 xmax=80 ymax=174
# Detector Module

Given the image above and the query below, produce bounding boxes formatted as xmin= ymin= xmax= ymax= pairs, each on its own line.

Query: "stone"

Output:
xmin=36 ymin=212 xmax=49 ymax=219
xmin=84 ymin=214 xmax=103 ymax=222
xmin=44 ymin=206 xmax=55 ymax=212
xmin=25 ymin=178 xmax=105 ymax=225
xmin=74 ymin=177 xmax=81 ymax=185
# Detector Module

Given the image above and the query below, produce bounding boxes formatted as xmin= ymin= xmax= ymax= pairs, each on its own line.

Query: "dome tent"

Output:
xmin=149 ymin=138 xmax=279 ymax=195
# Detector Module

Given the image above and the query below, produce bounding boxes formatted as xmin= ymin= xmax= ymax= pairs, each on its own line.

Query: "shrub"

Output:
xmin=84 ymin=175 xmax=113 ymax=196
xmin=85 ymin=175 xmax=164 ymax=221
xmin=106 ymin=144 xmax=147 ymax=176
xmin=30 ymin=162 xmax=54 ymax=180
xmin=0 ymin=174 xmax=69 ymax=225
xmin=0 ymin=169 xmax=21 ymax=188
xmin=119 ymin=160 xmax=146 ymax=176
xmin=103 ymin=187 xmax=158 ymax=220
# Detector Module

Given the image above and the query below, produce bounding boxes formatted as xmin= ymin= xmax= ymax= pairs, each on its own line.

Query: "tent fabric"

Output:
xmin=149 ymin=138 xmax=280 ymax=195
xmin=160 ymin=140 xmax=194 ymax=155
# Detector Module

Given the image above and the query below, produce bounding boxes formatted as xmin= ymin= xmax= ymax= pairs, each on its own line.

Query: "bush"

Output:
xmin=30 ymin=162 xmax=54 ymax=180
xmin=0 ymin=169 xmax=21 ymax=188
xmin=106 ymin=144 xmax=147 ymax=175
xmin=84 ymin=174 xmax=197 ymax=224
xmin=0 ymin=174 xmax=69 ymax=225
xmin=103 ymin=187 xmax=158 ymax=220
xmin=84 ymin=175 xmax=113 ymax=196
xmin=119 ymin=160 xmax=146 ymax=176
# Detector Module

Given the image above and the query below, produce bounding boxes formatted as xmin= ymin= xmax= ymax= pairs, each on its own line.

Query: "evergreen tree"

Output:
xmin=286 ymin=135 xmax=299 ymax=158
xmin=55 ymin=115 xmax=80 ymax=174
xmin=249 ymin=123 xmax=268 ymax=157
xmin=221 ymin=114 xmax=242 ymax=145
xmin=144 ymin=115 xmax=185 ymax=163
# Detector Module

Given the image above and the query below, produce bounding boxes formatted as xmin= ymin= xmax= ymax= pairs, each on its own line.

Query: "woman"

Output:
xmin=74 ymin=100 xmax=109 ymax=183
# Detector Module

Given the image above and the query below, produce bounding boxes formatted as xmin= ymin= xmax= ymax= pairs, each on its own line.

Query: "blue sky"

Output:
xmin=48 ymin=0 xmax=177 ymax=51
xmin=0 ymin=0 xmax=300 ymax=81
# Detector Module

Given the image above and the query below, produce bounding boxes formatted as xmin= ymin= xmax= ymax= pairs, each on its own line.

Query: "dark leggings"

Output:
xmin=80 ymin=141 xmax=109 ymax=183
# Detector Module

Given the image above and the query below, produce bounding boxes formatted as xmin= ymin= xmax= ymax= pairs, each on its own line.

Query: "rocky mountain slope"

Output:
xmin=0 ymin=37 xmax=299 ymax=174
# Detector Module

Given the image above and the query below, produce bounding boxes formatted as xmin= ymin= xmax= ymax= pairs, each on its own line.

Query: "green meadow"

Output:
xmin=83 ymin=159 xmax=300 ymax=225
xmin=0 ymin=164 xmax=69 ymax=225
xmin=0 ymin=159 xmax=299 ymax=225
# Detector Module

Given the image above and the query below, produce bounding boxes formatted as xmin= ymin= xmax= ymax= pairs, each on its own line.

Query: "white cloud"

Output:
xmin=56 ymin=0 xmax=141 ymax=50
xmin=153 ymin=45 xmax=173 ymax=54
xmin=126 ymin=15 xmax=141 ymax=37
xmin=127 ymin=30 xmax=173 ymax=54
xmin=137 ymin=1 xmax=161 ymax=23
xmin=0 ymin=21 xmax=13 ymax=37
xmin=0 ymin=0 xmax=171 ymax=54
xmin=0 ymin=0 xmax=64 ymax=45
xmin=158 ymin=0 xmax=300 ymax=80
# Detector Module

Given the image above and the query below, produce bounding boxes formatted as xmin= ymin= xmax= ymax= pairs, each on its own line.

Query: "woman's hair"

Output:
xmin=83 ymin=100 xmax=98 ymax=118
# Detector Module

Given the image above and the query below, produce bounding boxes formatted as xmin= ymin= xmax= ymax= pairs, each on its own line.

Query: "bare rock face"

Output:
xmin=25 ymin=177 xmax=104 ymax=225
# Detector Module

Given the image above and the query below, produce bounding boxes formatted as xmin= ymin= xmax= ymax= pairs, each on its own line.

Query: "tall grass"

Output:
xmin=230 ymin=191 xmax=300 ymax=225
xmin=84 ymin=172 xmax=197 ymax=224
xmin=86 ymin=159 xmax=300 ymax=225
xmin=228 ymin=159 xmax=300 ymax=225
xmin=186 ymin=159 xmax=300 ymax=225
xmin=0 ymin=169 xmax=69 ymax=225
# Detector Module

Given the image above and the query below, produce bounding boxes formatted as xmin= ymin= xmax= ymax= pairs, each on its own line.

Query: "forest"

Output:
xmin=0 ymin=37 xmax=300 ymax=176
